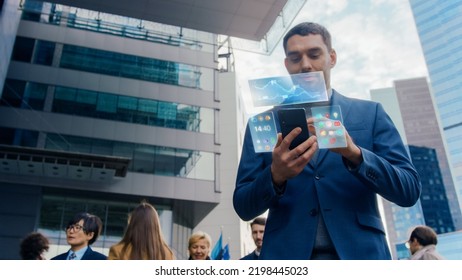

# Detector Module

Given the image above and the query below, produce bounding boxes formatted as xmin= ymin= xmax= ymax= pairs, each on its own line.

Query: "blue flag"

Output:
xmin=222 ymin=243 xmax=230 ymax=260
xmin=210 ymin=232 xmax=222 ymax=260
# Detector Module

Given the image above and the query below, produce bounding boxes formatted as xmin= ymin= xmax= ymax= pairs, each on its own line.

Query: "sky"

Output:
xmin=233 ymin=0 xmax=429 ymax=113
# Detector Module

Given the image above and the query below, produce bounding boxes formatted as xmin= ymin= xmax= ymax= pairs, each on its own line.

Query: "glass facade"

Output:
xmin=0 ymin=0 xmax=22 ymax=93
xmin=0 ymin=127 xmax=215 ymax=181
xmin=392 ymin=78 xmax=462 ymax=230
xmin=409 ymin=146 xmax=455 ymax=233
xmin=389 ymin=201 xmax=425 ymax=243
xmin=1 ymin=0 xmax=218 ymax=182
xmin=38 ymin=193 xmax=172 ymax=258
xmin=436 ymin=231 xmax=462 ymax=259
xmin=11 ymin=37 xmax=213 ymax=91
xmin=410 ymin=0 xmax=462 ymax=214
xmin=0 ymin=127 xmax=39 ymax=147
xmin=21 ymin=0 xmax=215 ymax=53
xmin=0 ymin=0 xmax=226 ymax=259
xmin=1 ymin=79 xmax=214 ymax=133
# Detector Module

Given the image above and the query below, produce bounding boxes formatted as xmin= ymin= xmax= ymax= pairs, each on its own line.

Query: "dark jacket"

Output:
xmin=51 ymin=247 xmax=107 ymax=260
xmin=240 ymin=250 xmax=259 ymax=260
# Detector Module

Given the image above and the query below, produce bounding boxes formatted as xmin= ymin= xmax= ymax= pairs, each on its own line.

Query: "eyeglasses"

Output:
xmin=65 ymin=224 xmax=85 ymax=232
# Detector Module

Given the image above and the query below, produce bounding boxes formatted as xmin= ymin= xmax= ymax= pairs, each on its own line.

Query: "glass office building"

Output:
xmin=0 ymin=0 xmax=218 ymax=259
xmin=370 ymin=78 xmax=458 ymax=258
xmin=409 ymin=0 xmax=462 ymax=221
xmin=0 ymin=0 xmax=305 ymax=260
xmin=393 ymin=78 xmax=462 ymax=230
xmin=409 ymin=146 xmax=455 ymax=233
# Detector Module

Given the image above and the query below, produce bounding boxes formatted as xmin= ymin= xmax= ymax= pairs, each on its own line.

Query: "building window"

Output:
xmin=1 ymin=80 xmax=213 ymax=133
xmin=12 ymin=37 xmax=213 ymax=90
xmin=12 ymin=37 xmax=35 ymax=63
xmin=1 ymin=79 xmax=47 ymax=110
xmin=33 ymin=40 xmax=56 ymax=66
xmin=0 ymin=127 xmax=39 ymax=147
xmin=44 ymin=134 xmax=215 ymax=181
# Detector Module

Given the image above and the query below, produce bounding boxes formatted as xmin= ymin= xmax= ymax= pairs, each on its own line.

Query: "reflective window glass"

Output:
xmin=91 ymin=138 xmax=113 ymax=155
xmin=45 ymin=134 xmax=70 ymax=151
xmin=23 ymin=82 xmax=47 ymax=110
xmin=113 ymin=142 xmax=135 ymax=170
xmin=96 ymin=93 xmax=117 ymax=114
xmin=0 ymin=127 xmax=38 ymax=147
xmin=76 ymin=89 xmax=97 ymax=105
xmin=138 ymin=99 xmax=158 ymax=113
xmin=1 ymin=79 xmax=26 ymax=107
xmin=117 ymin=96 xmax=137 ymax=122
xmin=33 ymin=40 xmax=56 ymax=66
xmin=71 ymin=138 xmax=92 ymax=154
xmin=0 ymin=127 xmax=15 ymax=145
xmin=133 ymin=144 xmax=156 ymax=173
xmin=2 ymin=80 xmax=213 ymax=134
xmin=105 ymin=204 xmax=131 ymax=239
xmin=12 ymin=36 xmax=35 ymax=63
xmin=54 ymin=86 xmax=76 ymax=101
xmin=58 ymin=44 xmax=206 ymax=89
xmin=43 ymin=133 xmax=215 ymax=180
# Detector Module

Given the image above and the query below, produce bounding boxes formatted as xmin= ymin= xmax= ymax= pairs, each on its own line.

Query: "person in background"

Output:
xmin=233 ymin=22 xmax=421 ymax=260
xmin=188 ymin=231 xmax=211 ymax=260
xmin=406 ymin=225 xmax=444 ymax=260
xmin=108 ymin=201 xmax=174 ymax=260
xmin=241 ymin=217 xmax=266 ymax=260
xmin=51 ymin=212 xmax=106 ymax=260
xmin=19 ymin=232 xmax=50 ymax=260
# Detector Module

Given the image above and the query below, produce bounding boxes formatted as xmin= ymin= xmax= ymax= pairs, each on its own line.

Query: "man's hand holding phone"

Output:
xmin=271 ymin=109 xmax=318 ymax=186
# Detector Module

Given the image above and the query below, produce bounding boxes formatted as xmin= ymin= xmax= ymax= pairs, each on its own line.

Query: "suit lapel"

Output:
xmin=308 ymin=149 xmax=318 ymax=168
xmin=81 ymin=247 xmax=90 ymax=260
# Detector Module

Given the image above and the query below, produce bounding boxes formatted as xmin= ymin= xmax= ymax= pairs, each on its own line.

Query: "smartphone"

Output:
xmin=277 ymin=108 xmax=310 ymax=150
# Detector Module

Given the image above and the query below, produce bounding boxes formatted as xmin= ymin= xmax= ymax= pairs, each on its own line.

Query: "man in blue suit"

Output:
xmin=51 ymin=212 xmax=107 ymax=260
xmin=234 ymin=22 xmax=421 ymax=260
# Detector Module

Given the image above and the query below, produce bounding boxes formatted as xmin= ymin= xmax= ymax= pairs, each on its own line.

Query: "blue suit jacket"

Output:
xmin=240 ymin=250 xmax=259 ymax=260
xmin=234 ymin=90 xmax=421 ymax=260
xmin=51 ymin=247 xmax=107 ymax=260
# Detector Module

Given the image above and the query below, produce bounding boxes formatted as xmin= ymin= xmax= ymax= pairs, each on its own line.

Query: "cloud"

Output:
xmin=299 ymin=0 xmax=347 ymax=18
xmin=234 ymin=0 xmax=428 ymax=104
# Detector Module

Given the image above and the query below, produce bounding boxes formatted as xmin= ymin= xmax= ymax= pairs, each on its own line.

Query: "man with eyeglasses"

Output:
xmin=51 ymin=212 xmax=107 ymax=260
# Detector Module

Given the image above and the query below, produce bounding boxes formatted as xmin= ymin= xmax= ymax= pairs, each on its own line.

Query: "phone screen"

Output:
xmin=311 ymin=105 xmax=347 ymax=149
xmin=248 ymin=111 xmax=278 ymax=153
xmin=277 ymin=108 xmax=310 ymax=150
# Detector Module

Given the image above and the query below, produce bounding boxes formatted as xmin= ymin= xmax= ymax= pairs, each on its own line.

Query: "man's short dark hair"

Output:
xmin=67 ymin=212 xmax=103 ymax=245
xmin=283 ymin=22 xmax=333 ymax=54
xmin=251 ymin=217 xmax=266 ymax=227
xmin=410 ymin=226 xmax=438 ymax=246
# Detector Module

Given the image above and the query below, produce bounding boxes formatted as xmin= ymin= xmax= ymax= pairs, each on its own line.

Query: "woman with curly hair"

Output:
xmin=20 ymin=232 xmax=50 ymax=260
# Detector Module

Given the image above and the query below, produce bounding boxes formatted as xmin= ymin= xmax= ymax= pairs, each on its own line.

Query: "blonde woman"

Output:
xmin=109 ymin=202 xmax=174 ymax=260
xmin=188 ymin=231 xmax=212 ymax=260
